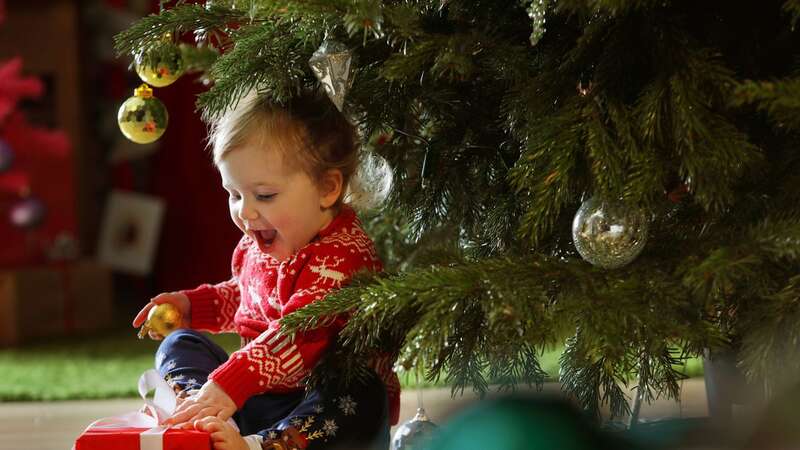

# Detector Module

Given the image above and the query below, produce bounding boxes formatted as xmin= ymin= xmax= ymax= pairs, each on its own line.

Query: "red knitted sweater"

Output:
xmin=181 ymin=206 xmax=400 ymax=425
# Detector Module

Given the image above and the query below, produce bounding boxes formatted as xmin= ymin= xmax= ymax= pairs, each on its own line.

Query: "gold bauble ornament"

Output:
xmin=138 ymin=303 xmax=183 ymax=339
xmin=134 ymin=40 xmax=184 ymax=87
xmin=117 ymin=84 xmax=169 ymax=144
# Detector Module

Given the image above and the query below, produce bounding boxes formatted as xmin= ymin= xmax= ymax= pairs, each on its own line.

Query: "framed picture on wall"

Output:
xmin=97 ymin=190 xmax=165 ymax=276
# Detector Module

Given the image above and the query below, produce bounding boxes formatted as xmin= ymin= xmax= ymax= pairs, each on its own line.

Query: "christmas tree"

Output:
xmin=115 ymin=0 xmax=800 ymax=419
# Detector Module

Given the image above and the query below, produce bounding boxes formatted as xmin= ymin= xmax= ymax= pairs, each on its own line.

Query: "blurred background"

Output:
xmin=0 ymin=0 xmax=245 ymax=401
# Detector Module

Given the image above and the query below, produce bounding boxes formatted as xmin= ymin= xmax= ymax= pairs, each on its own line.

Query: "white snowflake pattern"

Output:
xmin=313 ymin=404 xmax=325 ymax=414
xmin=267 ymin=431 xmax=278 ymax=440
xmin=164 ymin=374 xmax=185 ymax=390
xmin=290 ymin=417 xmax=304 ymax=427
xmin=323 ymin=419 xmax=338 ymax=437
xmin=336 ymin=395 xmax=357 ymax=416
xmin=165 ymin=360 xmax=177 ymax=371
xmin=186 ymin=378 xmax=198 ymax=386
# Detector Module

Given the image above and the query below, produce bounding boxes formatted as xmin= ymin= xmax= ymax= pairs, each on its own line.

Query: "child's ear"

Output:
xmin=319 ymin=169 xmax=343 ymax=208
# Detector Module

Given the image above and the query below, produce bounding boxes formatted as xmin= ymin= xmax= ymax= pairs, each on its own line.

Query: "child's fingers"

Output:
xmin=211 ymin=439 xmax=229 ymax=450
xmin=195 ymin=416 xmax=223 ymax=432
xmin=132 ymin=303 xmax=155 ymax=327
xmin=217 ymin=410 xmax=234 ymax=420
xmin=173 ymin=421 xmax=196 ymax=430
xmin=210 ymin=433 xmax=239 ymax=450
xmin=148 ymin=330 xmax=164 ymax=340
xmin=210 ymin=431 xmax=228 ymax=442
xmin=133 ymin=294 xmax=176 ymax=327
xmin=162 ymin=402 xmax=203 ymax=426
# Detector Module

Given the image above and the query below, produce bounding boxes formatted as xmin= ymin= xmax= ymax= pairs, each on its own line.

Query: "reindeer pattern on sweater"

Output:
xmin=181 ymin=207 xmax=400 ymax=424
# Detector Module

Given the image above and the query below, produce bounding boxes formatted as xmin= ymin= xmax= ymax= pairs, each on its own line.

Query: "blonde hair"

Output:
xmin=206 ymin=89 xmax=361 ymax=207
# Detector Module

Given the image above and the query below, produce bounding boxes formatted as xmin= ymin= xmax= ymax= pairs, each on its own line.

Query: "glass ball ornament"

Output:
xmin=391 ymin=408 xmax=438 ymax=450
xmin=9 ymin=196 xmax=46 ymax=229
xmin=117 ymin=84 xmax=169 ymax=144
xmin=0 ymin=138 xmax=14 ymax=173
xmin=571 ymin=196 xmax=650 ymax=269
xmin=346 ymin=151 xmax=393 ymax=210
xmin=138 ymin=303 xmax=183 ymax=339
xmin=135 ymin=43 xmax=184 ymax=88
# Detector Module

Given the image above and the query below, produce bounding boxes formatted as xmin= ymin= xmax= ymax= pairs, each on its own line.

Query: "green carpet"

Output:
xmin=0 ymin=331 xmax=703 ymax=402
xmin=0 ymin=331 xmax=240 ymax=401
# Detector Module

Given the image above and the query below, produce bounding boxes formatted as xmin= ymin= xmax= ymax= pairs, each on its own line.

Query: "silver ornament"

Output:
xmin=308 ymin=40 xmax=354 ymax=112
xmin=391 ymin=407 xmax=438 ymax=450
xmin=571 ymin=196 xmax=650 ymax=269
xmin=347 ymin=151 xmax=393 ymax=210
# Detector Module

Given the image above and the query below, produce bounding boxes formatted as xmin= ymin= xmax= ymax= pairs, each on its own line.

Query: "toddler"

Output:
xmin=132 ymin=89 xmax=400 ymax=450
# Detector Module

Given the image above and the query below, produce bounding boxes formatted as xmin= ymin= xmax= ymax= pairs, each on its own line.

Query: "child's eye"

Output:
xmin=229 ymin=193 xmax=241 ymax=201
xmin=256 ymin=193 xmax=276 ymax=201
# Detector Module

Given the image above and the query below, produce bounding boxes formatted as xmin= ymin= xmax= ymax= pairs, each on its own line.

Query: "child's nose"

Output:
xmin=238 ymin=203 xmax=259 ymax=221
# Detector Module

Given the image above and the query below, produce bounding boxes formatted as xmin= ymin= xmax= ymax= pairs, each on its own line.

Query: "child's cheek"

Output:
xmin=229 ymin=209 xmax=244 ymax=231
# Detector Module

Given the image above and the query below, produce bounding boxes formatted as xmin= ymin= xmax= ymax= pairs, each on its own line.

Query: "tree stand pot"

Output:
xmin=703 ymin=348 xmax=765 ymax=430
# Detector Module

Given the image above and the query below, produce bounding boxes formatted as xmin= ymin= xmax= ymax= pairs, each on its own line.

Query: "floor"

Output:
xmin=0 ymin=379 xmax=714 ymax=450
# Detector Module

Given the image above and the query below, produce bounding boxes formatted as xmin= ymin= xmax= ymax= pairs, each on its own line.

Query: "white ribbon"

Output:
xmin=78 ymin=369 xmax=239 ymax=450
xmin=81 ymin=369 xmax=176 ymax=450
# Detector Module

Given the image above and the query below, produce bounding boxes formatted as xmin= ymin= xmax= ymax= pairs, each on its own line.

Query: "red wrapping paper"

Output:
xmin=75 ymin=427 xmax=210 ymax=450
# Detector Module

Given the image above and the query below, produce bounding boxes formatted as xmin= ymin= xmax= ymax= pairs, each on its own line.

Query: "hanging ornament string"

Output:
xmin=391 ymin=373 xmax=438 ymax=450
xmin=416 ymin=371 xmax=424 ymax=412
xmin=420 ymin=146 xmax=430 ymax=190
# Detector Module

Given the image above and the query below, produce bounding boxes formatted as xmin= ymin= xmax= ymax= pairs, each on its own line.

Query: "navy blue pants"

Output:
xmin=156 ymin=329 xmax=390 ymax=450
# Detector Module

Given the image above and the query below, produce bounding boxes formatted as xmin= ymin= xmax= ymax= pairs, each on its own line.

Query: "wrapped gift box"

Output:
xmin=75 ymin=426 xmax=210 ymax=450
xmin=0 ymin=260 xmax=113 ymax=346
xmin=75 ymin=370 xmax=212 ymax=450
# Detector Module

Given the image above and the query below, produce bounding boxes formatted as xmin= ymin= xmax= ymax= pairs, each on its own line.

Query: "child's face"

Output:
xmin=218 ymin=135 xmax=338 ymax=261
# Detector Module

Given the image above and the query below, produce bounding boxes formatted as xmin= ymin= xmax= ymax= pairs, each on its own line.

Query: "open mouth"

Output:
xmin=251 ymin=229 xmax=277 ymax=253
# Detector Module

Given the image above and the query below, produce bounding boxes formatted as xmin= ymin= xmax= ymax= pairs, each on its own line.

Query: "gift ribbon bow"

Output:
xmin=80 ymin=369 xmax=177 ymax=450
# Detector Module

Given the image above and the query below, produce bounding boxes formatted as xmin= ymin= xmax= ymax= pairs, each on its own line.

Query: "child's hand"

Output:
xmin=139 ymin=391 xmax=189 ymax=418
xmin=163 ymin=380 xmax=237 ymax=427
xmin=194 ymin=416 xmax=249 ymax=450
xmin=132 ymin=292 xmax=191 ymax=339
